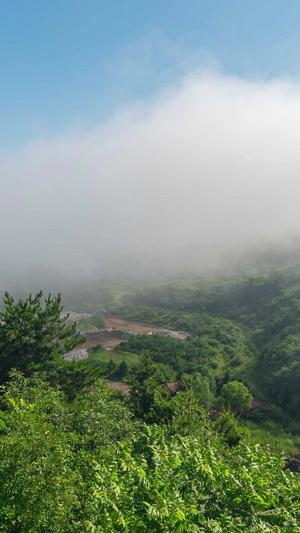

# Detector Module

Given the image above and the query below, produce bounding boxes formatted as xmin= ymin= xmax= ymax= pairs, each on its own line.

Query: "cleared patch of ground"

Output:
xmin=102 ymin=316 xmax=164 ymax=335
xmin=66 ymin=311 xmax=189 ymax=355
xmin=81 ymin=331 xmax=127 ymax=349
xmin=80 ymin=316 xmax=166 ymax=350
xmin=107 ymin=380 xmax=130 ymax=396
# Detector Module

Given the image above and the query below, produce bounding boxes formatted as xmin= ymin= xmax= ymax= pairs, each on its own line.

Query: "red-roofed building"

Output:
xmin=242 ymin=398 xmax=270 ymax=416
xmin=166 ymin=381 xmax=180 ymax=394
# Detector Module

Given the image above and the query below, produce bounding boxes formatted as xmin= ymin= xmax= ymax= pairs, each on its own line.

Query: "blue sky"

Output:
xmin=2 ymin=0 xmax=300 ymax=147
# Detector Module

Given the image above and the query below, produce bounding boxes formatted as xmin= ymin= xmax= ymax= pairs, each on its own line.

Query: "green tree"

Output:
xmin=71 ymin=378 xmax=136 ymax=454
xmin=0 ymin=291 xmax=83 ymax=384
xmin=128 ymin=352 xmax=174 ymax=422
xmin=214 ymin=410 xmax=249 ymax=446
xmin=217 ymin=380 xmax=252 ymax=411
xmin=118 ymin=359 xmax=128 ymax=379
xmin=180 ymin=372 xmax=214 ymax=408
xmin=42 ymin=358 xmax=102 ymax=401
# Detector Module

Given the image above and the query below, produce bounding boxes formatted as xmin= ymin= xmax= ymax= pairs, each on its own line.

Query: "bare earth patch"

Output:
xmin=107 ymin=380 xmax=130 ymax=396
xmin=102 ymin=316 xmax=164 ymax=335
xmin=66 ymin=312 xmax=189 ymax=353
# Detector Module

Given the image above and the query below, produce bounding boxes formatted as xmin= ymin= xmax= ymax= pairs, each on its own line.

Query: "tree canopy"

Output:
xmin=217 ymin=381 xmax=253 ymax=411
xmin=0 ymin=291 xmax=83 ymax=384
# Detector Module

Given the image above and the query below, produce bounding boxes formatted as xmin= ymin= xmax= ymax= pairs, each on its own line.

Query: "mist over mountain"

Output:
xmin=2 ymin=71 xmax=300 ymax=288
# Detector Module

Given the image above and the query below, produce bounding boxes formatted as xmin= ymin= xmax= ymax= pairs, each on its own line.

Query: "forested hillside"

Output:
xmin=105 ymin=266 xmax=300 ymax=425
xmin=1 ymin=266 xmax=300 ymax=531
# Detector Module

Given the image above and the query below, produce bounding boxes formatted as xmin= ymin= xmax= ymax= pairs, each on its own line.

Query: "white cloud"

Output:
xmin=2 ymin=70 xmax=300 ymax=284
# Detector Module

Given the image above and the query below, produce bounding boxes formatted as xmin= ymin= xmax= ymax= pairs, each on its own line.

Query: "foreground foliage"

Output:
xmin=1 ymin=373 xmax=300 ymax=532
xmin=0 ymin=374 xmax=82 ymax=532
xmin=0 ymin=374 xmax=136 ymax=532
xmin=88 ymin=425 xmax=300 ymax=532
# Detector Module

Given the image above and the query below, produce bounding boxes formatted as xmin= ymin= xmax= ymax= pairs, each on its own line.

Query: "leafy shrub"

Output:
xmin=88 ymin=425 xmax=300 ymax=532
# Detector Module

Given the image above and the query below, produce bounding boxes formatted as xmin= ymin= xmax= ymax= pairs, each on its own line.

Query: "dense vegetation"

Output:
xmin=1 ymin=265 xmax=300 ymax=531
xmin=107 ymin=267 xmax=300 ymax=427
xmin=1 ymin=370 xmax=300 ymax=532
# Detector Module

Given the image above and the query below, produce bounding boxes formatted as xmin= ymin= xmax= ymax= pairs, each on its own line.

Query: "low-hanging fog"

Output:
xmin=2 ymin=70 xmax=300 ymax=288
